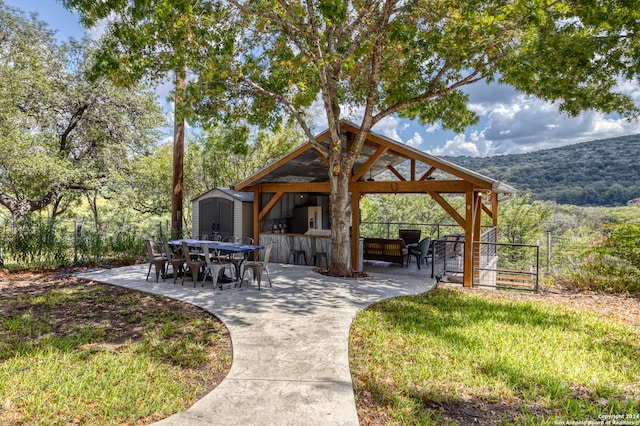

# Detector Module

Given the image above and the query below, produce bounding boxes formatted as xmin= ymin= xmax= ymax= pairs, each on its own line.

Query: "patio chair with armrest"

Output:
xmin=144 ymin=238 xmax=166 ymax=282
xmin=406 ymin=237 xmax=431 ymax=270
xmin=241 ymin=243 xmax=275 ymax=290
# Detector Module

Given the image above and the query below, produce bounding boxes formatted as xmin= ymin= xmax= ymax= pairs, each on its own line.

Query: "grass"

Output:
xmin=0 ymin=279 xmax=231 ymax=426
xmin=349 ymin=288 xmax=640 ymax=425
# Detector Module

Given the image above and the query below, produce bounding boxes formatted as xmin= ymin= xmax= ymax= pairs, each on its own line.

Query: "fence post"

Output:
xmin=546 ymin=231 xmax=551 ymax=274
xmin=535 ymin=244 xmax=540 ymax=293
xmin=74 ymin=220 xmax=78 ymax=263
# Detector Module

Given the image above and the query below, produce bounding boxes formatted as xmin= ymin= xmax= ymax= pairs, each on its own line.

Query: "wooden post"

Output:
xmin=473 ymin=192 xmax=483 ymax=284
xmin=253 ymin=187 xmax=261 ymax=245
xmin=491 ymin=192 xmax=499 ymax=230
xmin=463 ymin=189 xmax=474 ymax=288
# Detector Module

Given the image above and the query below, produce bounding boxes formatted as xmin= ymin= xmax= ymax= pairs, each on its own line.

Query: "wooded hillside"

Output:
xmin=443 ymin=134 xmax=640 ymax=206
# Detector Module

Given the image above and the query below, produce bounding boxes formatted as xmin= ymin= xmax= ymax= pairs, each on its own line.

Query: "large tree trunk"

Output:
xmin=171 ymin=65 xmax=186 ymax=239
xmin=328 ymin=162 xmax=353 ymax=276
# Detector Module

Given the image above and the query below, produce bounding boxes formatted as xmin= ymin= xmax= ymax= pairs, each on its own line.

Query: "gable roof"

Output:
xmin=192 ymin=187 xmax=254 ymax=203
xmin=234 ymin=122 xmax=515 ymax=195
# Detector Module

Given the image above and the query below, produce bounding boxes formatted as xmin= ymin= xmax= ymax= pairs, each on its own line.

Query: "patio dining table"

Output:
xmin=168 ymin=239 xmax=263 ymax=282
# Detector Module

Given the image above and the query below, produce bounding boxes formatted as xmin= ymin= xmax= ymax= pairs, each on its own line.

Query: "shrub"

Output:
xmin=568 ymin=223 xmax=640 ymax=294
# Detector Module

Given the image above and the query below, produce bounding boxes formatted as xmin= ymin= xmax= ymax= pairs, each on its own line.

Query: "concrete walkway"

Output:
xmin=77 ymin=263 xmax=435 ymax=426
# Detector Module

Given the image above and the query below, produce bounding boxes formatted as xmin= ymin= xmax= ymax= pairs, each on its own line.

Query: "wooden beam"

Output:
xmin=429 ymin=192 xmax=465 ymax=228
xmin=387 ymin=165 xmax=406 ymax=181
xmin=419 ymin=166 xmax=437 ymax=181
xmin=411 ymin=159 xmax=416 ymax=181
xmin=313 ymin=147 xmax=329 ymax=165
xmin=350 ymin=180 xmax=472 ymax=194
xmin=361 ymin=129 xmax=495 ymax=189
xmin=351 ymin=146 xmax=388 ymax=182
xmin=258 ymin=192 xmax=284 ymax=221
xmin=481 ymin=202 xmax=493 ymax=219
xmin=256 ymin=182 xmax=331 ymax=193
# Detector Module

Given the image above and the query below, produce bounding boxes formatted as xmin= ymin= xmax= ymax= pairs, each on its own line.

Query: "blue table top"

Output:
xmin=168 ymin=239 xmax=263 ymax=254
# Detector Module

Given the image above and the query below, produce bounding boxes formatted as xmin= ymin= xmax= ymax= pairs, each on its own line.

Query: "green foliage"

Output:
xmin=73 ymin=227 xmax=144 ymax=264
xmin=0 ymin=3 xmax=165 ymax=220
xmin=0 ymin=214 xmax=147 ymax=269
xmin=185 ymin=124 xmax=302 ymax=198
xmin=0 ymin=216 xmax=68 ymax=267
xmin=499 ymin=195 xmax=552 ymax=245
xmin=569 ymin=223 xmax=640 ymax=294
xmin=360 ymin=194 xmax=463 ymax=238
xmin=109 ymin=144 xmax=174 ymax=216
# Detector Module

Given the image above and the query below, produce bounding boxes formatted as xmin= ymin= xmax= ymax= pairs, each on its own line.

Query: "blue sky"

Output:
xmin=6 ymin=0 xmax=640 ymax=157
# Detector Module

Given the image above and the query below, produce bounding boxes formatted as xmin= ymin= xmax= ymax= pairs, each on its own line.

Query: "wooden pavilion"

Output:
xmin=233 ymin=122 xmax=516 ymax=287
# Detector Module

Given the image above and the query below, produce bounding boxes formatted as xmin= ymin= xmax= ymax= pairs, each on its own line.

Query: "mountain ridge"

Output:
xmin=441 ymin=133 xmax=640 ymax=206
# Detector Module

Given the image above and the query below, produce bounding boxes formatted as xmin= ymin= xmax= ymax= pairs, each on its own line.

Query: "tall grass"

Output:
xmin=350 ymin=289 xmax=640 ymax=425
xmin=0 ymin=215 xmax=146 ymax=268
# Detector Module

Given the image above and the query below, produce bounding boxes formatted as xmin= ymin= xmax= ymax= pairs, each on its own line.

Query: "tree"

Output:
xmin=108 ymin=143 xmax=174 ymax=217
xmin=194 ymin=0 xmax=639 ymax=276
xmin=62 ymin=0 xmax=236 ymax=238
xmin=186 ymin=124 xmax=303 ymax=198
xmin=0 ymin=3 xmax=164 ymax=221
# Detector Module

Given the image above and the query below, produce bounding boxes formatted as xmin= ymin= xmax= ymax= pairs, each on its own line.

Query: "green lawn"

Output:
xmin=350 ymin=288 xmax=640 ymax=425
xmin=0 ymin=279 xmax=231 ymax=426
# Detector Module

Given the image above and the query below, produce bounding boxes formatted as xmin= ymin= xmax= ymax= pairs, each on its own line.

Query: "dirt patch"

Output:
xmin=313 ymin=267 xmax=372 ymax=280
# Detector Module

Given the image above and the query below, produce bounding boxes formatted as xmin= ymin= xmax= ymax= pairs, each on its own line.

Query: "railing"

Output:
xmin=431 ymin=234 xmax=465 ymax=281
xmin=428 ymin=227 xmax=539 ymax=292
xmin=360 ymin=221 xmax=464 ymax=240
xmin=474 ymin=227 xmax=539 ymax=292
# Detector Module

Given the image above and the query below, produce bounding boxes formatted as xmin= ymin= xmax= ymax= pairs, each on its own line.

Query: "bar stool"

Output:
xmin=287 ymin=235 xmax=307 ymax=265
xmin=309 ymin=237 xmax=327 ymax=267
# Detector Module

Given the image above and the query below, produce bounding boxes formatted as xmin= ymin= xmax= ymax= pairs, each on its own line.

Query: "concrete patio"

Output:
xmin=76 ymin=261 xmax=435 ymax=426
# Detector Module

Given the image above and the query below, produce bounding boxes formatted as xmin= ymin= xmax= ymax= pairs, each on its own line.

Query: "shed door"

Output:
xmin=199 ymin=197 xmax=234 ymax=238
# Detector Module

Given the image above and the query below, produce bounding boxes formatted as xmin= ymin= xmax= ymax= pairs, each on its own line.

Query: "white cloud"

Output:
xmin=405 ymin=132 xmax=423 ymax=148
xmin=293 ymin=79 xmax=640 ymax=158
xmin=424 ymin=79 xmax=640 ymax=156
xmin=430 ymin=133 xmax=485 ymax=157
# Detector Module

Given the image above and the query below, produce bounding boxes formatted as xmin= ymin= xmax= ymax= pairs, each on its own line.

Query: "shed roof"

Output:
xmin=192 ymin=187 xmax=254 ymax=203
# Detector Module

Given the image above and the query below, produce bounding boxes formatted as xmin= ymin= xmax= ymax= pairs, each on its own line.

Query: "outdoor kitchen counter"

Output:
xmin=259 ymin=232 xmax=331 ymax=265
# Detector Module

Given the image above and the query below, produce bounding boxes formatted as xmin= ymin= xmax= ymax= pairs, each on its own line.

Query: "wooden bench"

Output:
xmin=362 ymin=238 xmax=408 ymax=267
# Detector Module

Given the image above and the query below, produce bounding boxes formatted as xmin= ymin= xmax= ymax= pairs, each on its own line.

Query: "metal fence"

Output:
xmin=0 ymin=216 xmax=169 ymax=268
xmin=362 ymin=221 xmax=542 ymax=291
xmin=360 ymin=221 xmax=465 ymax=241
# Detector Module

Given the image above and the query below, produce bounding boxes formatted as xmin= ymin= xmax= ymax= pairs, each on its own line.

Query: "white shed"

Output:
xmin=192 ymin=188 xmax=254 ymax=239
